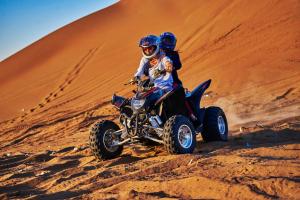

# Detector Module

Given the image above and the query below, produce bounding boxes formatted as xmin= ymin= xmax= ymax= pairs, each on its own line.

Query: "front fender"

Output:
xmin=112 ymin=94 xmax=126 ymax=109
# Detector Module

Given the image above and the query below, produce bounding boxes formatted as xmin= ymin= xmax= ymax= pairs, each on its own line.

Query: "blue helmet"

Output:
xmin=139 ymin=35 xmax=160 ymax=59
xmin=160 ymin=32 xmax=177 ymax=51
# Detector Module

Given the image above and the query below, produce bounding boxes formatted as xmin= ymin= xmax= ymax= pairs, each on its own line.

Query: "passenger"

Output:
xmin=160 ymin=32 xmax=188 ymax=117
xmin=160 ymin=32 xmax=182 ymax=86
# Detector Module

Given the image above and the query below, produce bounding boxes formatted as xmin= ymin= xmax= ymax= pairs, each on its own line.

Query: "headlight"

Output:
xmin=131 ymin=99 xmax=145 ymax=110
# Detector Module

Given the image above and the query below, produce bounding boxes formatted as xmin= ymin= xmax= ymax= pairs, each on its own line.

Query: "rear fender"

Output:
xmin=188 ymin=79 xmax=211 ymax=109
xmin=186 ymin=79 xmax=211 ymax=127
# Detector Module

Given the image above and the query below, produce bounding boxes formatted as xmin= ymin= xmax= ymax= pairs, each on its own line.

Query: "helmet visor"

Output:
xmin=162 ymin=36 xmax=173 ymax=46
xmin=142 ymin=46 xmax=156 ymax=56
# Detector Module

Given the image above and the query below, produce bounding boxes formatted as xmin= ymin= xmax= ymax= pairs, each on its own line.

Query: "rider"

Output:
xmin=133 ymin=35 xmax=174 ymax=104
xmin=160 ymin=32 xmax=182 ymax=86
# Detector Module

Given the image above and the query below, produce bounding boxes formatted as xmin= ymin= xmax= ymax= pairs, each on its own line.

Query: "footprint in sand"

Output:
xmin=59 ymin=87 xmax=65 ymax=91
xmin=17 ymin=47 xmax=100 ymax=120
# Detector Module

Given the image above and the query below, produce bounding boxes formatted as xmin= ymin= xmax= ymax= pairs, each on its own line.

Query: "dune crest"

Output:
xmin=0 ymin=0 xmax=299 ymax=199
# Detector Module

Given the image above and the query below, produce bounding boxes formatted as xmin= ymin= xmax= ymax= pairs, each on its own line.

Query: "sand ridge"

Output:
xmin=0 ymin=0 xmax=299 ymax=199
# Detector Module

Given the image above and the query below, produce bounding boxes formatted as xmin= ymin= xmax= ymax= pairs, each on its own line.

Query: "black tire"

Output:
xmin=201 ymin=106 xmax=228 ymax=142
xmin=163 ymin=115 xmax=196 ymax=154
xmin=89 ymin=120 xmax=123 ymax=160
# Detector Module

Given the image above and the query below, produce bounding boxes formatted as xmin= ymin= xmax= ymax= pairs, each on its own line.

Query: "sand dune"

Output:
xmin=0 ymin=0 xmax=299 ymax=199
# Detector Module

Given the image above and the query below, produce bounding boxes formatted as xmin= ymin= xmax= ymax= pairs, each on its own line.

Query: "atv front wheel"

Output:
xmin=201 ymin=106 xmax=228 ymax=142
xmin=163 ymin=115 xmax=196 ymax=154
xmin=89 ymin=120 xmax=123 ymax=160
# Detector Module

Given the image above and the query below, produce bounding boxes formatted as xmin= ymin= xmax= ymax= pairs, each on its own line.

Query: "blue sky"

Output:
xmin=0 ymin=0 xmax=118 ymax=61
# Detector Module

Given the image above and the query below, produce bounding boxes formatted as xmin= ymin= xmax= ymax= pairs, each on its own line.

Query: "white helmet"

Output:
xmin=139 ymin=35 xmax=160 ymax=59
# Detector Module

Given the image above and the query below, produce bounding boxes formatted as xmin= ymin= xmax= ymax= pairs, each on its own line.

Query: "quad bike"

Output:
xmin=89 ymin=78 xmax=228 ymax=160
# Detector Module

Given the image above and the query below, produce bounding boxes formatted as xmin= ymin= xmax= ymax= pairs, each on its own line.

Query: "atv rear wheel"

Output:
xmin=163 ymin=115 xmax=196 ymax=154
xmin=89 ymin=120 xmax=123 ymax=160
xmin=201 ymin=106 xmax=228 ymax=142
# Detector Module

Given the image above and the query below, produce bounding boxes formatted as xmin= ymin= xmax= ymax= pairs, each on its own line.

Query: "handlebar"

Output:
xmin=124 ymin=77 xmax=139 ymax=86
xmin=124 ymin=78 xmax=153 ymax=92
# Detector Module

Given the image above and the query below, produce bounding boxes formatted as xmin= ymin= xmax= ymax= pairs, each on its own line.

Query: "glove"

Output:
xmin=129 ymin=76 xmax=140 ymax=84
xmin=153 ymin=69 xmax=166 ymax=78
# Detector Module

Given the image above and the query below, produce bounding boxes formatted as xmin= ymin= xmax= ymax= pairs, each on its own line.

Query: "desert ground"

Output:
xmin=0 ymin=0 xmax=299 ymax=199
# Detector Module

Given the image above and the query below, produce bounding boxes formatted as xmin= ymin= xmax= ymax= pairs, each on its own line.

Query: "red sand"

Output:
xmin=0 ymin=0 xmax=299 ymax=199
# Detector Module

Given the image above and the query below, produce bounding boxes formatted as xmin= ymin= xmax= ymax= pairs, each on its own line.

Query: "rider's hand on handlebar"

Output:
xmin=128 ymin=76 xmax=140 ymax=85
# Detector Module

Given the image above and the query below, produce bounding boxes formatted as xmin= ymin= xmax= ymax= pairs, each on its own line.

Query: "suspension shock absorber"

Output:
xmin=134 ymin=115 xmax=139 ymax=136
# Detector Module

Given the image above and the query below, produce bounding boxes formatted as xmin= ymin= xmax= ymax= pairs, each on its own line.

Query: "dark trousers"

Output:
xmin=163 ymin=86 xmax=188 ymax=118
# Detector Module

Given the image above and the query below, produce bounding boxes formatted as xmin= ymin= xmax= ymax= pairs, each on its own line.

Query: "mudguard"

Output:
xmin=186 ymin=79 xmax=211 ymax=125
xmin=112 ymin=94 xmax=126 ymax=109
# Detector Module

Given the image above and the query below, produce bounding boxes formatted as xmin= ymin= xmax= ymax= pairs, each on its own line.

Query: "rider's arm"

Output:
xmin=162 ymin=56 xmax=173 ymax=73
xmin=134 ymin=57 xmax=147 ymax=78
